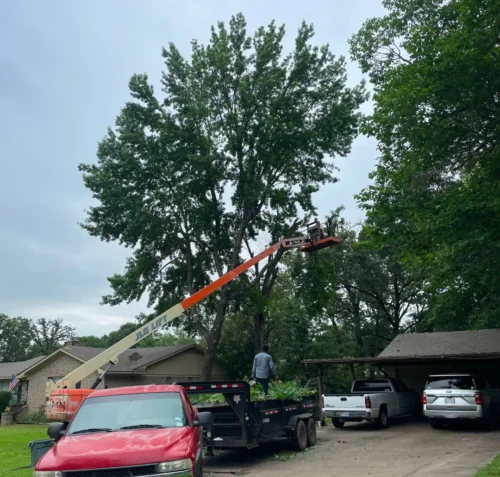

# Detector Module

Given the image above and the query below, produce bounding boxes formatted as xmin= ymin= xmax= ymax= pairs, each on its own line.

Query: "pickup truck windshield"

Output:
xmin=68 ymin=392 xmax=188 ymax=435
xmin=426 ymin=376 xmax=475 ymax=390
xmin=352 ymin=380 xmax=392 ymax=392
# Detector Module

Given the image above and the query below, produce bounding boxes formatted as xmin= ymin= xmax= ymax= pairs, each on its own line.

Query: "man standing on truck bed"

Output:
xmin=252 ymin=345 xmax=277 ymax=394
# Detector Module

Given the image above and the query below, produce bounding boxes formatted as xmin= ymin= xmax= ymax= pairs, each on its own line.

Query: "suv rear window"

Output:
xmin=352 ymin=380 xmax=392 ymax=392
xmin=426 ymin=376 xmax=475 ymax=390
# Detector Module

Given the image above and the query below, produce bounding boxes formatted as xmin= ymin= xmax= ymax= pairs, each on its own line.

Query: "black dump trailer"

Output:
xmin=176 ymin=381 xmax=320 ymax=451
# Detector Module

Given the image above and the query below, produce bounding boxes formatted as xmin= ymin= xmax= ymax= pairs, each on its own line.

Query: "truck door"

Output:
xmin=392 ymin=380 xmax=413 ymax=416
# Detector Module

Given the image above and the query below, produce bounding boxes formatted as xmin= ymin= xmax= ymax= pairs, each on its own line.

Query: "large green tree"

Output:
xmin=80 ymin=14 xmax=365 ymax=378
xmin=350 ymin=0 xmax=500 ymax=329
xmin=0 ymin=314 xmax=33 ymax=362
xmin=0 ymin=315 xmax=75 ymax=361
xmin=29 ymin=318 xmax=76 ymax=356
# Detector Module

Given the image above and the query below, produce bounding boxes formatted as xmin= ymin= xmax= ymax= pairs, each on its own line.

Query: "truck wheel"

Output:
xmin=306 ymin=418 xmax=317 ymax=446
xmin=332 ymin=419 xmax=345 ymax=429
xmin=376 ymin=407 xmax=389 ymax=429
xmin=292 ymin=419 xmax=308 ymax=451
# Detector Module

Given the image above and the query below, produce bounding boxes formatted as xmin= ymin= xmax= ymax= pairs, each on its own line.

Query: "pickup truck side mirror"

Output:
xmin=47 ymin=422 xmax=66 ymax=442
xmin=193 ymin=411 xmax=213 ymax=427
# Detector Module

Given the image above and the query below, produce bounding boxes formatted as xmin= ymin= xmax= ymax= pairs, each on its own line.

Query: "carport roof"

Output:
xmin=379 ymin=329 xmax=500 ymax=358
xmin=302 ymin=329 xmax=500 ymax=367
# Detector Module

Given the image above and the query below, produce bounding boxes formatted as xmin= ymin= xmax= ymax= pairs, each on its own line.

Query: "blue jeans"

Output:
xmin=257 ymin=378 xmax=269 ymax=395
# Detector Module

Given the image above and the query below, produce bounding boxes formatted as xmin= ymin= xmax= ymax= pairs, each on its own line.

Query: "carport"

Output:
xmin=303 ymin=329 xmax=500 ymax=394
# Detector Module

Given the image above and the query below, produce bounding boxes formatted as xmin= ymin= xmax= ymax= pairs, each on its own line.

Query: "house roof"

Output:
xmin=378 ymin=329 xmax=500 ymax=358
xmin=0 ymin=356 xmax=46 ymax=379
xmin=65 ymin=343 xmax=201 ymax=372
xmin=19 ymin=343 xmax=201 ymax=377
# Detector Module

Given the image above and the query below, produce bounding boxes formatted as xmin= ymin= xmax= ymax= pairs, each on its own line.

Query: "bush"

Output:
xmin=16 ymin=406 xmax=49 ymax=424
xmin=0 ymin=391 xmax=12 ymax=413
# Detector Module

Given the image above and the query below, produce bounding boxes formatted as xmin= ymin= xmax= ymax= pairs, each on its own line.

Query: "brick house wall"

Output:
xmin=144 ymin=349 xmax=226 ymax=381
xmin=104 ymin=349 xmax=226 ymax=388
xmin=26 ymin=353 xmax=103 ymax=413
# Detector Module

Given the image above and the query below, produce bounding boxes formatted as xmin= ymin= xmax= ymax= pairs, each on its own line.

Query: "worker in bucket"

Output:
xmin=251 ymin=345 xmax=278 ymax=395
xmin=308 ymin=218 xmax=324 ymax=242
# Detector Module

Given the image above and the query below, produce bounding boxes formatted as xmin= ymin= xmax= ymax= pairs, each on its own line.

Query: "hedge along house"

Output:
xmin=0 ymin=356 xmax=46 ymax=407
xmin=17 ymin=342 xmax=226 ymax=414
xmin=303 ymin=329 xmax=500 ymax=394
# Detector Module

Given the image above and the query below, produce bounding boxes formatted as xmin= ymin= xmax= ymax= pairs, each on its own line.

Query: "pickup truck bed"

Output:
xmin=323 ymin=379 xmax=419 ymax=429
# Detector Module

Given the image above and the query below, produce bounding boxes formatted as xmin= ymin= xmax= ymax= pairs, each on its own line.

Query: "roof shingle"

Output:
xmin=379 ymin=329 xmax=500 ymax=358
xmin=0 ymin=356 xmax=46 ymax=379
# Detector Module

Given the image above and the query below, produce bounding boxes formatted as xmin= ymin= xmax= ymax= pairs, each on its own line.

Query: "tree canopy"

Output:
xmin=80 ymin=13 xmax=365 ymax=378
xmin=0 ymin=315 xmax=75 ymax=362
xmin=350 ymin=0 xmax=500 ymax=329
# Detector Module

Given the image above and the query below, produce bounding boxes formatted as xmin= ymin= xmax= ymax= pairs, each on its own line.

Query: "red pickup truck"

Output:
xmin=34 ymin=384 xmax=213 ymax=477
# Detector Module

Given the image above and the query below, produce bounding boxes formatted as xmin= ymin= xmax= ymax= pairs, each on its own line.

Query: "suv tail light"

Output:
xmin=422 ymin=393 xmax=427 ymax=405
xmin=321 ymin=395 xmax=324 ymax=409
xmin=475 ymin=391 xmax=484 ymax=405
xmin=365 ymin=395 xmax=372 ymax=409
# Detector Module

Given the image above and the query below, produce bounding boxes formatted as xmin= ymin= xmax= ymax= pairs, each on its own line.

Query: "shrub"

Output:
xmin=190 ymin=379 xmax=317 ymax=405
xmin=0 ymin=391 xmax=12 ymax=413
xmin=16 ymin=406 xmax=49 ymax=424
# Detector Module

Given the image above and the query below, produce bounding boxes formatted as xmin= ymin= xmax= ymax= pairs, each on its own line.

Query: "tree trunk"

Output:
xmin=253 ymin=311 xmax=265 ymax=354
xmin=200 ymin=297 xmax=228 ymax=381
xmin=201 ymin=339 xmax=217 ymax=381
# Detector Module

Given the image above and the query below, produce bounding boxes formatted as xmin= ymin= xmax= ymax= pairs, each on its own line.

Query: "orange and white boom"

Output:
xmin=45 ymin=233 xmax=340 ymax=420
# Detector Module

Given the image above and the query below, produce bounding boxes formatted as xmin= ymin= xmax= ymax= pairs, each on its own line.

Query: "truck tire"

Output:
xmin=306 ymin=418 xmax=317 ymax=446
xmin=292 ymin=419 xmax=308 ymax=451
xmin=376 ymin=407 xmax=389 ymax=429
xmin=332 ymin=418 xmax=345 ymax=429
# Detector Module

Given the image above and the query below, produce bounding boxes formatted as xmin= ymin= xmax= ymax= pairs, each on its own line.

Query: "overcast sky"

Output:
xmin=0 ymin=0 xmax=385 ymax=336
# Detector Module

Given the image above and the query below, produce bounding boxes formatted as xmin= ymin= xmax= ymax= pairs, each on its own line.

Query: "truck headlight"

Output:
xmin=33 ymin=472 xmax=62 ymax=477
xmin=157 ymin=459 xmax=192 ymax=472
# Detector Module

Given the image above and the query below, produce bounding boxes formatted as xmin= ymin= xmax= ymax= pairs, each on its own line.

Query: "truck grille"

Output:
xmin=64 ymin=464 xmax=157 ymax=477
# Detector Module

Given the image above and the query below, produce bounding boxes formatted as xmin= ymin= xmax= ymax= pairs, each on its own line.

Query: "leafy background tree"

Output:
xmin=350 ymin=0 xmax=500 ymax=330
xmin=0 ymin=314 xmax=33 ymax=362
xmin=80 ymin=13 xmax=365 ymax=378
xmin=0 ymin=315 xmax=75 ymax=362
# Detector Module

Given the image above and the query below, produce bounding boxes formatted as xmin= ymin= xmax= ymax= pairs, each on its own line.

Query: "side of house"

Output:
xmin=0 ymin=356 xmax=46 ymax=407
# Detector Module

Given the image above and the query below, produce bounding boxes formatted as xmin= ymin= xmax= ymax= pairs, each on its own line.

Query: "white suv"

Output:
xmin=423 ymin=374 xmax=500 ymax=429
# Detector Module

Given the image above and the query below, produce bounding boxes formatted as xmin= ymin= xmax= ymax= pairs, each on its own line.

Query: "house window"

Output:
xmin=0 ymin=380 xmax=22 ymax=404
xmin=11 ymin=384 xmax=22 ymax=405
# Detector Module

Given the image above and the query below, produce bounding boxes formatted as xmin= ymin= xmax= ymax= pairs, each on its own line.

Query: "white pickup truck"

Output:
xmin=322 ymin=378 xmax=420 ymax=429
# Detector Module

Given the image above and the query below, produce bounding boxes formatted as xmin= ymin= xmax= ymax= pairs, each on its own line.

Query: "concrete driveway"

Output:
xmin=205 ymin=420 xmax=500 ymax=477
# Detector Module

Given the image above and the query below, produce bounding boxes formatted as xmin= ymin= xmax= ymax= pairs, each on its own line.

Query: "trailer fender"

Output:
xmin=287 ymin=413 xmax=313 ymax=430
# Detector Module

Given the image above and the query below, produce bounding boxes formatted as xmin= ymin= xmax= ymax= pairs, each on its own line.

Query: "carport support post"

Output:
xmin=348 ymin=363 xmax=355 ymax=382
xmin=317 ymin=365 xmax=326 ymax=427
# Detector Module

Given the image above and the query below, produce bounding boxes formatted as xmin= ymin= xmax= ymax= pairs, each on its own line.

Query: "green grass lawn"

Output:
xmin=474 ymin=454 xmax=500 ymax=477
xmin=0 ymin=424 xmax=48 ymax=476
